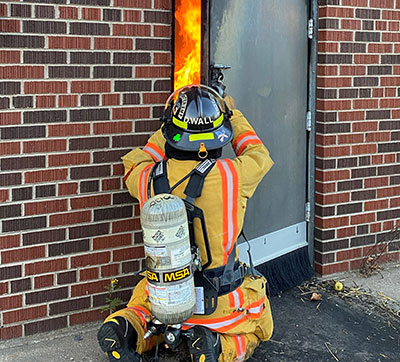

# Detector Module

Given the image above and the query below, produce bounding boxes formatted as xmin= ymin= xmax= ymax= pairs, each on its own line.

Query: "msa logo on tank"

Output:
xmin=146 ymin=266 xmax=191 ymax=283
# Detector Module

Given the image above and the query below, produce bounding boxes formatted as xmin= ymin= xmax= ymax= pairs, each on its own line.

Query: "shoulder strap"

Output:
xmin=184 ymin=159 xmax=216 ymax=204
xmin=147 ymin=160 xmax=170 ymax=198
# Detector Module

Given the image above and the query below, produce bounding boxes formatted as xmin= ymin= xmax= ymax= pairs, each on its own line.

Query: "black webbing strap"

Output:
xmin=149 ymin=161 xmax=170 ymax=197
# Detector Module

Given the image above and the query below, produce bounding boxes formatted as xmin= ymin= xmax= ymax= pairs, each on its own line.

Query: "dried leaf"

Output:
xmin=310 ymin=292 xmax=322 ymax=301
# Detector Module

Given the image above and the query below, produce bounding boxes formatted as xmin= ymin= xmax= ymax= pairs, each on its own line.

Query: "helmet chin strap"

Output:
xmin=198 ymin=142 xmax=208 ymax=159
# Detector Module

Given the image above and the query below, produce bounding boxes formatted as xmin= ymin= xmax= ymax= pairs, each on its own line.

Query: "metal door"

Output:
xmin=210 ymin=0 xmax=310 ymax=265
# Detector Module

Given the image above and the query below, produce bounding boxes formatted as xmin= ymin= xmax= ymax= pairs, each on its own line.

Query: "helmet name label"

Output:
xmin=184 ymin=116 xmax=213 ymax=125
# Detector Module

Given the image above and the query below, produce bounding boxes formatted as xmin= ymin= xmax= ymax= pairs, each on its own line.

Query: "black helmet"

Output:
xmin=162 ymin=84 xmax=233 ymax=158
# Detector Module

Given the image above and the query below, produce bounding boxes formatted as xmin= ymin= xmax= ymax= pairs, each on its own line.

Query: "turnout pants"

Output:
xmin=105 ymin=275 xmax=274 ymax=362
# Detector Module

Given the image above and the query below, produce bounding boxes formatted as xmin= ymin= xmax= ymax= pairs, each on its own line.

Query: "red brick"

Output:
xmin=350 ymin=258 xmax=364 ymax=270
xmin=82 ymin=7 xmax=101 ymax=20
xmin=353 ymin=99 xmax=379 ymax=109
xmin=25 ymin=199 xmax=68 ymax=216
xmin=315 ymin=192 xmax=350 ymax=205
xmin=373 ymin=88 xmax=384 ymax=97
xmin=316 ymin=146 xmax=350 ymax=158
xmin=25 ymin=259 xmax=68 ymax=276
xmin=389 ymin=21 xmax=400 ymax=31
xmin=23 ymin=139 xmax=66 ymax=154
xmin=94 ymin=38 xmax=133 ymax=50
xmin=71 ymin=80 xmax=111 ymax=93
xmin=365 ymin=176 xmax=389 ymax=188
xmin=123 ymin=9 xmax=141 ymax=22
xmin=49 ymin=36 xmax=91 ymax=49
xmin=351 ymin=121 xmax=377 ymax=132
xmin=71 ymin=194 xmax=111 ymax=209
xmin=315 ymin=169 xmax=350 ymax=182
xmin=337 ymin=227 xmax=356 ymax=238
xmin=317 ymin=65 xmax=338 ymax=76
xmin=0 ymin=51 xmax=20 ymax=64
xmin=115 ymin=0 xmax=151 ymax=7
xmin=58 ymin=182 xmax=78 ymax=196
xmin=49 ymin=123 xmax=90 ymax=137
xmin=0 ymin=141 xmax=20 ymax=155
xmin=48 ymin=153 xmax=90 ymax=167
xmin=143 ymin=92 xmax=169 ymax=104
xmin=112 ymin=107 xmax=150 ymax=120
xmin=0 ymin=66 xmax=44 ymax=80
xmin=102 ymin=178 xmax=121 ymax=191
xmin=0 ymin=111 xmax=28 ymax=132
xmin=315 ymin=181 xmax=336 ymax=193
xmin=350 ymin=213 xmax=376 ymax=225
xmin=154 ymin=0 xmax=172 ymax=8
xmin=392 ymin=109 xmax=400 ymax=118
xmin=365 ymin=132 xmax=390 ymax=142
xmin=93 ymin=234 xmax=132 ymax=250
xmin=338 ymin=111 xmax=365 ymax=122
xmin=316 ymin=134 xmax=336 ymax=146
xmin=0 ymin=19 xmax=20 ymax=33
xmin=381 ymin=77 xmax=400 ymax=86
xmin=371 ymin=0 xmax=395 ymax=8
xmin=337 ymin=248 xmax=362 ymax=262
xmin=383 ymin=220 xmax=395 ymax=230
xmin=384 ymin=88 xmax=396 ymax=97
xmin=314 ymin=261 xmax=349 ymax=276
xmin=154 ymin=25 xmax=171 ymax=37
xmin=135 ymin=66 xmax=171 ymax=78
xmin=0 ymin=325 xmax=22 ymax=340
xmin=113 ymin=164 xmax=124 ymax=176
xmin=0 ymin=189 xmax=9 ymax=202
xmin=340 ymin=66 xmax=366 ymax=76
xmin=319 ymin=30 xmax=353 ymax=42
xmin=69 ymin=309 xmax=103 ymax=326
xmin=102 ymin=94 xmax=120 ymax=106
xmin=370 ymin=223 xmax=382 ymax=233
xmin=80 ymin=267 xmax=99 ymax=281
xmin=1 ymin=246 xmax=45 ymax=264
xmin=384 ymin=154 xmax=395 ymax=163
xmin=383 ymin=32 xmax=400 ymax=42
xmin=3 ymin=306 xmax=47 ymax=325
xmin=354 ymin=55 xmax=380 ymax=64
xmin=382 ymin=10 xmax=400 ymax=19
xmin=377 ymin=186 xmax=400 ymax=198
xmin=34 ymin=274 xmax=54 ymax=289
xmin=50 ymin=210 xmax=91 ymax=227
xmin=71 ymin=280 xmax=109 ymax=297
xmin=112 ymin=218 xmax=141 ymax=233
xmin=317 ymin=77 xmax=352 ymax=88
xmin=153 ymin=52 xmax=171 ymax=67
xmin=59 ymin=6 xmax=79 ymax=19
xmin=59 ymin=95 xmax=78 ymax=108
xmin=0 ymin=235 xmax=20 ymax=250
xmin=376 ymin=21 xmax=388 ymax=31
xmin=113 ymin=246 xmax=144 ymax=261
xmin=338 ymin=134 xmax=364 ymax=144
xmin=0 ymin=282 xmax=7 ymax=295
xmin=380 ymin=98 xmax=400 ymax=108
xmin=365 ymin=199 xmax=389 ymax=211
xmin=319 ymin=7 xmax=354 ymax=18
xmin=93 ymin=121 xmax=132 ymax=134
xmin=0 ymin=295 xmax=22 ymax=311
xmin=372 ymin=155 xmax=383 ymax=165
xmin=113 ymin=24 xmax=150 ymax=36
xmin=25 ymin=81 xmax=67 ymax=94
xmin=36 ymin=95 xmax=56 ymax=108
xmin=351 ymin=144 xmax=377 ymax=155
xmin=101 ymin=264 xmax=120 ymax=277
xmin=340 ymin=19 xmax=361 ymax=30
xmin=71 ymin=252 xmax=110 ymax=268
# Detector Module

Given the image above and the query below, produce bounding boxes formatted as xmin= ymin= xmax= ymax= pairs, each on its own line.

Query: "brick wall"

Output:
xmin=0 ymin=0 xmax=172 ymax=339
xmin=315 ymin=0 xmax=400 ymax=275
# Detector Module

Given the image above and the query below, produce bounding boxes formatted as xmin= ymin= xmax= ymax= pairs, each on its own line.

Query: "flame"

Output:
xmin=174 ymin=0 xmax=201 ymax=90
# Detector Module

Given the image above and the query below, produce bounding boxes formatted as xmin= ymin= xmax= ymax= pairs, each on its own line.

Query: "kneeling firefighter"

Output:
xmin=97 ymin=84 xmax=274 ymax=362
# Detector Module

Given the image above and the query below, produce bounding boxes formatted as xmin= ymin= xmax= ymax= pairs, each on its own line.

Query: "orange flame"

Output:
xmin=174 ymin=0 xmax=201 ymax=90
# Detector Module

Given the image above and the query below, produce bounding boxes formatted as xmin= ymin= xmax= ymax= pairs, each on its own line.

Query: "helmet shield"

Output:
xmin=162 ymin=84 xmax=233 ymax=152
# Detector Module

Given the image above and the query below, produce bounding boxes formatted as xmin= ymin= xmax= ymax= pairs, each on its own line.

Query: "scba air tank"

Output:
xmin=141 ymin=193 xmax=196 ymax=324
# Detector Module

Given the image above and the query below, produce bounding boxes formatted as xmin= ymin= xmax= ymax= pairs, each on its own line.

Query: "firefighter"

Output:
xmin=97 ymin=85 xmax=274 ymax=362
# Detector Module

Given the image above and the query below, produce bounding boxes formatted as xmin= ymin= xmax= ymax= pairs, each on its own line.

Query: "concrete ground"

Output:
xmin=1 ymin=262 xmax=399 ymax=362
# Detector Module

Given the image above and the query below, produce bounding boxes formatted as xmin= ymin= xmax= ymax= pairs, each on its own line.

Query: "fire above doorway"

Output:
xmin=173 ymin=0 xmax=202 ymax=90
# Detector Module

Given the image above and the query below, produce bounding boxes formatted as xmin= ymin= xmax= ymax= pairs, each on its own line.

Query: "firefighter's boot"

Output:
xmin=188 ymin=326 xmax=221 ymax=362
xmin=97 ymin=316 xmax=142 ymax=362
